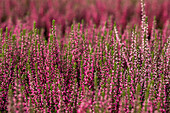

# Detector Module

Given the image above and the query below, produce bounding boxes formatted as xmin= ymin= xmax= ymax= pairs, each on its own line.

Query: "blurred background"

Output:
xmin=0 ymin=0 xmax=169 ymax=38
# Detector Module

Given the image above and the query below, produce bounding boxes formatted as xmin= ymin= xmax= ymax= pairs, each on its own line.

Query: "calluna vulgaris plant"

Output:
xmin=0 ymin=0 xmax=169 ymax=112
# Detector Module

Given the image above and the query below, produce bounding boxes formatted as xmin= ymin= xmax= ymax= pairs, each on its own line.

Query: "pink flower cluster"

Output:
xmin=0 ymin=0 xmax=169 ymax=112
xmin=0 ymin=0 xmax=169 ymax=39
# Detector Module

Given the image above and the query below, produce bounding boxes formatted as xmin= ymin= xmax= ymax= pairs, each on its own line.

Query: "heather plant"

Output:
xmin=0 ymin=0 xmax=170 ymax=113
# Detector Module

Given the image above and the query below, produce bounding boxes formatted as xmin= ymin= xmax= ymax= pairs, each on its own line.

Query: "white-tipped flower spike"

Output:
xmin=141 ymin=0 xmax=148 ymax=38
xmin=141 ymin=0 xmax=151 ymax=61
xmin=114 ymin=24 xmax=130 ymax=69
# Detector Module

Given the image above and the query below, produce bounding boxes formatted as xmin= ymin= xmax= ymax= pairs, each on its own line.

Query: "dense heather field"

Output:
xmin=0 ymin=0 xmax=169 ymax=38
xmin=0 ymin=0 xmax=170 ymax=113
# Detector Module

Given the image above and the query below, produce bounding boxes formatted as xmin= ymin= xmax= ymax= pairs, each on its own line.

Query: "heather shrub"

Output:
xmin=0 ymin=0 xmax=169 ymax=113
